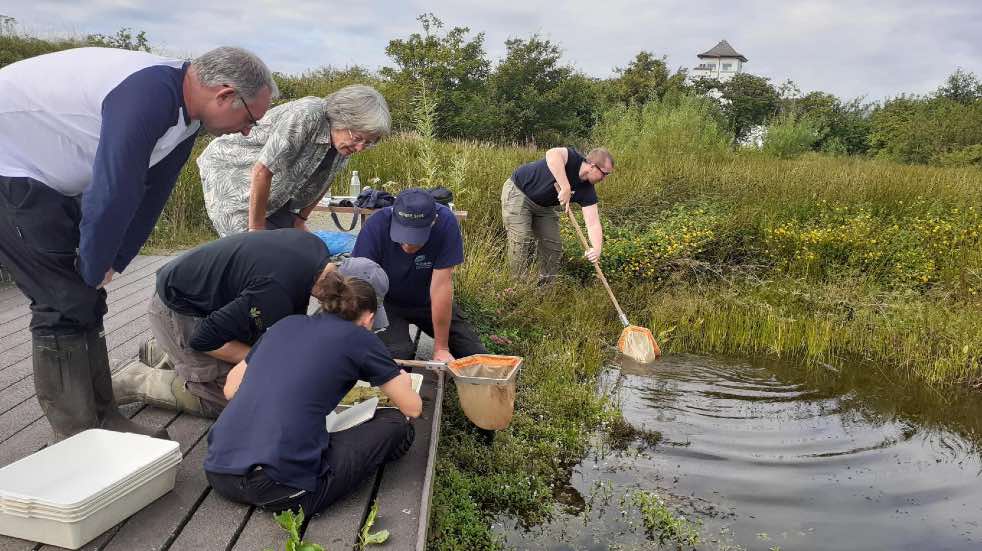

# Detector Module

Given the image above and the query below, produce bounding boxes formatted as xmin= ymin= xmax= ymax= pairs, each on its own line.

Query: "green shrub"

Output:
xmin=934 ymin=144 xmax=982 ymax=168
xmin=762 ymin=112 xmax=820 ymax=159
xmin=593 ymin=94 xmax=731 ymax=157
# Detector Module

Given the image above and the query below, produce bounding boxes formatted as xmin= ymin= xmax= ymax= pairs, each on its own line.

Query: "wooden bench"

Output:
xmin=312 ymin=204 xmax=468 ymax=233
xmin=0 ymin=256 xmax=444 ymax=551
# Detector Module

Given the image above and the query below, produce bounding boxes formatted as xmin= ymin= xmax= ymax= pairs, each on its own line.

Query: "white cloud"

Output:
xmin=3 ymin=0 xmax=981 ymax=100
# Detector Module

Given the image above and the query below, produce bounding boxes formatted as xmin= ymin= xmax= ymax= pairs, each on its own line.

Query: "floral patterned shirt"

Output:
xmin=197 ymin=96 xmax=348 ymax=237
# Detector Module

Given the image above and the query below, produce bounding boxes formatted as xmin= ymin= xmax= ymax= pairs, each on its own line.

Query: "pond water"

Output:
xmin=500 ymin=354 xmax=982 ymax=550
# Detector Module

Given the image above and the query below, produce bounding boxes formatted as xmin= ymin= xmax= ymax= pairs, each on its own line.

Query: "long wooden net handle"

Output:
xmin=565 ymin=207 xmax=630 ymax=327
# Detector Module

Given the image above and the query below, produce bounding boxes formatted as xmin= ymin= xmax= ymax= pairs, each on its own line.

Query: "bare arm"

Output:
xmin=581 ymin=204 xmax=604 ymax=262
xmin=223 ymin=359 xmax=247 ymax=400
xmin=430 ymin=267 xmax=454 ymax=362
xmin=248 ymin=162 xmax=273 ymax=231
xmin=205 ymin=341 xmax=251 ymax=365
xmin=545 ymin=147 xmax=572 ymax=207
xmin=380 ymin=371 xmax=423 ymax=418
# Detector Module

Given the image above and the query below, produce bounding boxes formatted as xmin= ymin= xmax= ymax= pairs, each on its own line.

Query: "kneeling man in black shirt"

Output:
xmin=112 ymin=229 xmax=388 ymax=417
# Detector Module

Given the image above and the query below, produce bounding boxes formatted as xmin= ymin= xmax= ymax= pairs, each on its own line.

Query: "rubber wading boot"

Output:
xmin=111 ymin=359 xmax=207 ymax=417
xmin=32 ymin=332 xmax=101 ymax=441
xmin=86 ymin=328 xmax=171 ymax=439
xmin=139 ymin=337 xmax=173 ymax=370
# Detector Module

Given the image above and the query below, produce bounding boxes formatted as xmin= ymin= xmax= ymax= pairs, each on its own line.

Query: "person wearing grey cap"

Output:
xmin=111 ymin=229 xmax=389 ymax=417
xmin=208 ymin=268 xmax=419 ymax=518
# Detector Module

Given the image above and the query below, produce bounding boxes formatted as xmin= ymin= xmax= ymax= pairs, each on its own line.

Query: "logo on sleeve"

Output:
xmin=250 ymin=306 xmax=265 ymax=331
xmin=414 ymin=255 xmax=433 ymax=270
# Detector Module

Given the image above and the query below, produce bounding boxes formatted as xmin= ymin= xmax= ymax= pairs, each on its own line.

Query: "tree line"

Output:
xmin=3 ymin=13 xmax=980 ymax=166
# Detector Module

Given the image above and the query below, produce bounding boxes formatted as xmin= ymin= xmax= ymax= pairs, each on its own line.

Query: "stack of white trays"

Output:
xmin=0 ymin=429 xmax=182 ymax=549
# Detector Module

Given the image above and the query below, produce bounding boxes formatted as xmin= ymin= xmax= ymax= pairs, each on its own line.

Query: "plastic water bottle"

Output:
xmin=349 ymin=170 xmax=361 ymax=198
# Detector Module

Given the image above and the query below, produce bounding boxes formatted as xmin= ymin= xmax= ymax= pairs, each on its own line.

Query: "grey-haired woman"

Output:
xmin=198 ymin=84 xmax=391 ymax=237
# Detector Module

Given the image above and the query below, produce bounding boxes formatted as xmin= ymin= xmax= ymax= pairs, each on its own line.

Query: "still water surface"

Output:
xmin=501 ymin=354 xmax=982 ymax=550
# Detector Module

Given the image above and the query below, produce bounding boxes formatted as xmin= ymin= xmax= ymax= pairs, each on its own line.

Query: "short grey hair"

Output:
xmin=587 ymin=147 xmax=614 ymax=168
xmin=325 ymin=85 xmax=391 ymax=138
xmin=191 ymin=46 xmax=279 ymax=102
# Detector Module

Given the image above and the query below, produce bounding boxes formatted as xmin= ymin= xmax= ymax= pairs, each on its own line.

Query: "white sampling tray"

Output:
xmin=0 ymin=465 xmax=177 ymax=549
xmin=0 ymin=429 xmax=181 ymax=549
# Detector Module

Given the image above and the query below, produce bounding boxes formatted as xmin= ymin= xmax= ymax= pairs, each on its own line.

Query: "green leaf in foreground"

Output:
xmin=359 ymin=500 xmax=390 ymax=548
xmin=265 ymin=508 xmax=324 ymax=551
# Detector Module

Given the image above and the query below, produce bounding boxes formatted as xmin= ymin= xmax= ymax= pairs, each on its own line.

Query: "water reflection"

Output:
xmin=500 ymin=354 xmax=982 ymax=550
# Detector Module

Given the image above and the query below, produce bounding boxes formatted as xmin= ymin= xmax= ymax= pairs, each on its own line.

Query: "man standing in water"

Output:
xmin=0 ymin=46 xmax=276 ymax=440
xmin=502 ymin=147 xmax=613 ymax=283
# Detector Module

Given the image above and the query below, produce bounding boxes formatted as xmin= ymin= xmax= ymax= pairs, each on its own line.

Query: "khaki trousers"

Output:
xmin=500 ymin=179 xmax=563 ymax=281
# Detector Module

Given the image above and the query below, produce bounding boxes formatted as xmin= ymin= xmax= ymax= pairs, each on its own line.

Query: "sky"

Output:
xmin=3 ymin=0 xmax=981 ymax=102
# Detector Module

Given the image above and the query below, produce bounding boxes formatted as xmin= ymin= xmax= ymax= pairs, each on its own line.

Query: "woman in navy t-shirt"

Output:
xmin=204 ymin=270 xmax=422 ymax=517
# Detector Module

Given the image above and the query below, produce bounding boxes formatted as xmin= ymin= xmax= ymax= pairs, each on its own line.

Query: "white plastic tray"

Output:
xmin=0 ymin=463 xmax=178 ymax=549
xmin=0 ymin=453 xmax=182 ymax=519
xmin=0 ymin=429 xmax=179 ymax=508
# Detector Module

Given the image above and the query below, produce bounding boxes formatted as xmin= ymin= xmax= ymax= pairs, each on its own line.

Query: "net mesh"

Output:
xmin=617 ymin=325 xmax=661 ymax=363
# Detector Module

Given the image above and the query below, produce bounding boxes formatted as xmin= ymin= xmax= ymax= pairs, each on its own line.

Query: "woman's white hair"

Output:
xmin=325 ymin=85 xmax=391 ymax=138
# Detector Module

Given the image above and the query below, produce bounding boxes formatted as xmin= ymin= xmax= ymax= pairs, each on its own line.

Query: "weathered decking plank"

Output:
xmin=368 ymin=369 xmax=443 ymax=551
xmin=296 ymin=474 xmax=379 ymax=551
xmin=167 ymin=488 xmax=250 ymax=550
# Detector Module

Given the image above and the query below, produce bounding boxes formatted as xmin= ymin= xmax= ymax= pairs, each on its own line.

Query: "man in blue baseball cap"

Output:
xmin=352 ymin=188 xmax=486 ymax=363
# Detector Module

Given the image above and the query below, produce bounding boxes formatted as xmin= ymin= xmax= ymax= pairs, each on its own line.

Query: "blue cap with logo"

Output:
xmin=390 ymin=188 xmax=436 ymax=246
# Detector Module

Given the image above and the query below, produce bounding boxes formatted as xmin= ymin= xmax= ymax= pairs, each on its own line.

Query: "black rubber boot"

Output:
xmin=32 ymin=332 xmax=101 ymax=440
xmin=87 ymin=328 xmax=171 ymax=440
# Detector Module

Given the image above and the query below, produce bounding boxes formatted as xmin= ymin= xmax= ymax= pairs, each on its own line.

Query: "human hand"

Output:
xmin=97 ymin=269 xmax=114 ymax=289
xmin=557 ymin=185 xmax=572 ymax=209
xmin=585 ymin=248 xmax=601 ymax=263
xmin=433 ymin=348 xmax=455 ymax=364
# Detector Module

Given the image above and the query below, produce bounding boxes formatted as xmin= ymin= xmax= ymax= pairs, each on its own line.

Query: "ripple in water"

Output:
xmin=501 ymin=354 xmax=982 ymax=551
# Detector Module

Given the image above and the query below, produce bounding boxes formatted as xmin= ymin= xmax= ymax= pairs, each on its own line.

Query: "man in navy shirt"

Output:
xmin=0 ymin=47 xmax=275 ymax=440
xmin=502 ymin=147 xmax=614 ymax=282
xmin=352 ymin=188 xmax=487 ymax=363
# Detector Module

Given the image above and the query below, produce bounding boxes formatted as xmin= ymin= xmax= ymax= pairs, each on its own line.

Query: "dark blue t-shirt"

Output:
xmin=511 ymin=147 xmax=598 ymax=208
xmin=204 ymin=313 xmax=400 ymax=492
xmin=351 ymin=204 xmax=464 ymax=308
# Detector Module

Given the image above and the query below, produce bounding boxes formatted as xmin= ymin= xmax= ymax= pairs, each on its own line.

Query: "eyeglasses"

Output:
xmin=347 ymin=128 xmax=377 ymax=149
xmin=237 ymin=93 xmax=260 ymax=128
xmin=591 ymin=163 xmax=612 ymax=179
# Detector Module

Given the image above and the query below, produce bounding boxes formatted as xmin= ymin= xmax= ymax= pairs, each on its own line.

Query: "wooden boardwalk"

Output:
xmin=0 ymin=255 xmax=443 ymax=551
